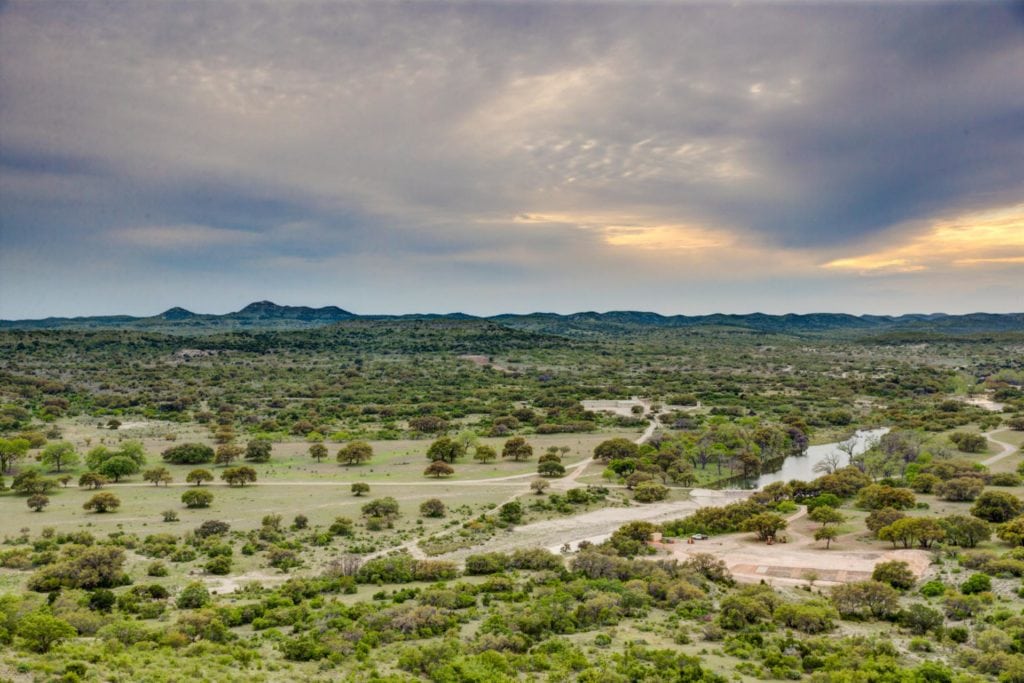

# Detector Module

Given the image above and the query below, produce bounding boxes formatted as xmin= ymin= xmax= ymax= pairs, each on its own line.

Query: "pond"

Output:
xmin=749 ymin=427 xmax=890 ymax=489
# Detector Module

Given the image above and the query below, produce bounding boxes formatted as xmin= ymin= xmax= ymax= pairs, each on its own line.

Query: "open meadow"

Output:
xmin=1 ymin=321 xmax=1023 ymax=681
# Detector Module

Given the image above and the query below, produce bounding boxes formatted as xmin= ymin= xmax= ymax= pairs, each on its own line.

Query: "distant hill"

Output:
xmin=2 ymin=301 xmax=1022 ymax=337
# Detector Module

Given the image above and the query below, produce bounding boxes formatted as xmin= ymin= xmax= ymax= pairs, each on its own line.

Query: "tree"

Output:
xmin=143 ymin=467 xmax=173 ymax=486
xmin=940 ymin=514 xmax=991 ymax=548
xmin=186 ymin=469 xmax=214 ymax=486
xmin=26 ymin=494 xmax=49 ymax=512
xmin=420 ymin=498 xmax=446 ymax=517
xmin=245 ymin=438 xmax=273 ymax=463
xmin=878 ymin=517 xmax=945 ymax=548
xmin=221 ymin=466 xmax=257 ymax=487
xmin=426 ymin=436 xmax=465 ymax=464
xmin=337 ymin=441 xmax=373 ymax=466
xmin=531 ymin=478 xmax=550 ymax=494
xmin=813 ymin=451 xmax=843 ymax=475
xmin=362 ymin=496 xmax=400 ymax=521
xmin=98 ymin=455 xmax=139 ymax=482
xmin=740 ymin=512 xmax=788 ymax=542
xmin=814 ymin=526 xmax=839 ymax=549
xmin=17 ymin=612 xmax=76 ymax=652
xmin=473 ymin=444 xmax=497 ymax=464
xmin=351 ymin=482 xmax=370 ymax=496
xmin=309 ymin=443 xmax=328 ymax=463
xmin=424 ymin=460 xmax=455 ymax=478
xmin=214 ymin=444 xmax=243 ymax=466
xmin=872 ymin=560 xmax=916 ymax=589
xmin=162 ymin=443 xmax=214 ymax=465
xmin=634 ymin=481 xmax=670 ymax=502
xmin=594 ymin=438 xmax=640 ymax=462
xmin=40 ymin=442 xmax=79 ymax=473
xmin=0 ymin=437 xmax=30 ymax=473
xmin=502 ymin=436 xmax=533 ymax=462
xmin=972 ymin=491 xmax=1024 ymax=523
xmin=83 ymin=492 xmax=121 ymax=513
xmin=181 ymin=489 xmax=214 ymax=508
xmin=78 ymin=471 xmax=108 ymax=489
xmin=809 ymin=506 xmax=846 ymax=527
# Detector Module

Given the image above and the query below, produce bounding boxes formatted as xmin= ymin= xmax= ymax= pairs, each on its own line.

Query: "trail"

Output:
xmin=981 ymin=430 xmax=1019 ymax=467
xmin=368 ymin=404 xmax=664 ymax=563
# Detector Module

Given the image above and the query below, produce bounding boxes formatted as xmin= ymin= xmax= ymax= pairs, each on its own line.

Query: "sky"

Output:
xmin=1 ymin=1 xmax=1022 ymax=319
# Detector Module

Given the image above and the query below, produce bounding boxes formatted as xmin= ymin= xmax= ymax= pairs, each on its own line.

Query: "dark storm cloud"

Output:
xmin=1 ymin=1 xmax=1021 ymax=317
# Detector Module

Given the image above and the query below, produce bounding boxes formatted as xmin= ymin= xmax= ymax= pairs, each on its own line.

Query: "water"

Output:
xmin=750 ymin=428 xmax=890 ymax=489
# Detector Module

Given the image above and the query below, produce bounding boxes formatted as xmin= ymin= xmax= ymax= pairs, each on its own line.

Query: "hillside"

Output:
xmin=3 ymin=301 xmax=1021 ymax=337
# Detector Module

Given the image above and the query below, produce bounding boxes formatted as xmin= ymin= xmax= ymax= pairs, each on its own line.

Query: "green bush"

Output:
xmin=961 ymin=573 xmax=992 ymax=595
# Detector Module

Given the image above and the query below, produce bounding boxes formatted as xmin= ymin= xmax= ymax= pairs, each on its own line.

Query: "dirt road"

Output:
xmin=982 ymin=430 xmax=1019 ymax=467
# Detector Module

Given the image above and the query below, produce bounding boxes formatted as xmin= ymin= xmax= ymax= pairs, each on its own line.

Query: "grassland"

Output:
xmin=1 ymin=322 xmax=1023 ymax=681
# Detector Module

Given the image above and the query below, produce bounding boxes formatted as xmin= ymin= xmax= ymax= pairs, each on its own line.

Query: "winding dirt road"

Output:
xmin=981 ymin=430 xmax=1020 ymax=467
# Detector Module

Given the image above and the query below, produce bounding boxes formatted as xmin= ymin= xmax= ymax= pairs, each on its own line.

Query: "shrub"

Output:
xmin=27 ymin=546 xmax=126 ymax=591
xmin=939 ymin=514 xmax=991 ymax=548
xmin=634 ymin=481 xmax=670 ymax=503
xmin=185 ymin=469 xmax=213 ymax=486
xmin=195 ymin=520 xmax=230 ymax=538
xmin=498 ymin=501 xmax=523 ymax=525
xmin=17 ymin=612 xmax=77 ymax=652
xmin=176 ymin=582 xmax=211 ymax=608
xmin=594 ymin=438 xmax=639 ymax=462
xmin=961 ymin=573 xmax=992 ymax=595
xmin=221 ymin=466 xmax=257 ymax=487
xmin=83 ymin=492 xmax=120 ymax=513
xmin=465 ymin=553 xmax=510 ymax=575
xmin=829 ymin=581 xmax=900 ymax=620
xmin=773 ymin=600 xmax=838 ymax=633
xmin=162 ymin=443 xmax=214 ymax=465
xmin=972 ymin=491 xmax=1023 ymax=523
xmin=205 ymin=556 xmax=232 ymax=575
xmin=865 ymin=508 xmax=906 ymax=536
xmin=950 ymin=432 xmax=988 ymax=453
xmin=919 ymin=580 xmax=946 ymax=597
xmin=420 ymin=498 xmax=446 ymax=518
xmin=872 ymin=560 xmax=916 ymax=590
xmin=147 ymin=562 xmax=169 ymax=577
xmin=936 ymin=477 xmax=985 ymax=502
xmin=181 ymin=489 xmax=213 ymax=509
xmin=244 ymin=438 xmax=273 ymax=462
xmin=857 ymin=485 xmax=916 ymax=511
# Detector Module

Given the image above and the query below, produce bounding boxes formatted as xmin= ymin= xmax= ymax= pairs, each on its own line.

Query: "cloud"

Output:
xmin=823 ymin=204 xmax=1024 ymax=275
xmin=1 ymin=2 xmax=1022 ymax=317
xmin=110 ymin=224 xmax=263 ymax=250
